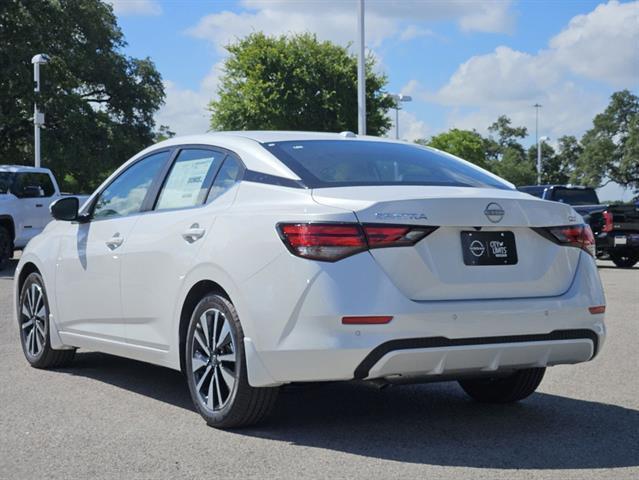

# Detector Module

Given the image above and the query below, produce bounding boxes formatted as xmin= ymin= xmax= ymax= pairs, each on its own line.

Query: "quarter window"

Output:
xmin=207 ymin=157 xmax=242 ymax=203
xmin=156 ymin=149 xmax=223 ymax=211
xmin=93 ymin=151 xmax=169 ymax=219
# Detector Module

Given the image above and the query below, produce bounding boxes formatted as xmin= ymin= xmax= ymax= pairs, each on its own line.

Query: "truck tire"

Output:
xmin=0 ymin=226 xmax=12 ymax=271
xmin=610 ymin=252 xmax=638 ymax=268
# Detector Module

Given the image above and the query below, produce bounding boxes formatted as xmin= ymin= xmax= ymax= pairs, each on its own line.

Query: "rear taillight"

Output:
xmin=277 ymin=223 xmax=437 ymax=261
xmin=535 ymin=224 xmax=596 ymax=257
xmin=602 ymin=211 xmax=613 ymax=233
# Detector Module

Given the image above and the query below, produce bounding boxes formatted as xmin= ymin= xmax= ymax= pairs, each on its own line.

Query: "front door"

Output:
xmin=55 ymin=150 xmax=172 ymax=342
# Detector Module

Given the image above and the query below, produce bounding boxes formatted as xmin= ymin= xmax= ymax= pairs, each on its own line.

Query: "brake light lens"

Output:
xmin=602 ymin=211 xmax=613 ymax=233
xmin=538 ymin=224 xmax=596 ymax=257
xmin=278 ymin=223 xmax=437 ymax=261
xmin=278 ymin=224 xmax=366 ymax=261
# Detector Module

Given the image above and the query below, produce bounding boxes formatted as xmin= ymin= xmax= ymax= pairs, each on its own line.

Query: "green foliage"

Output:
xmin=0 ymin=0 xmax=165 ymax=192
xmin=485 ymin=116 xmax=533 ymax=185
xmin=421 ymin=129 xmax=489 ymax=170
xmin=575 ymin=90 xmax=638 ymax=190
xmin=527 ymin=142 xmax=568 ymax=184
xmin=209 ymin=32 xmax=395 ymax=135
xmin=154 ymin=125 xmax=176 ymax=143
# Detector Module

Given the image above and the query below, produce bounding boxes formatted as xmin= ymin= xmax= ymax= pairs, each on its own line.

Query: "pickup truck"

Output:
xmin=0 ymin=165 xmax=89 ymax=269
xmin=518 ymin=184 xmax=639 ymax=268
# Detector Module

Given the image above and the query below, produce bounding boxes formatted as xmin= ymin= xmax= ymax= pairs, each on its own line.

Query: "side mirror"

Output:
xmin=50 ymin=197 xmax=79 ymax=222
xmin=21 ymin=185 xmax=43 ymax=198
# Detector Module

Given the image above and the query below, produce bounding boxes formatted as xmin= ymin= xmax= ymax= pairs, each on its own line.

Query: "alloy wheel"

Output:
xmin=191 ymin=308 xmax=237 ymax=411
xmin=21 ymin=283 xmax=47 ymax=357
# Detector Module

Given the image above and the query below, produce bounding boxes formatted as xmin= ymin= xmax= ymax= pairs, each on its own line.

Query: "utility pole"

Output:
xmin=533 ymin=103 xmax=542 ymax=185
xmin=32 ymin=54 xmax=50 ymax=168
xmin=357 ymin=0 xmax=366 ymax=135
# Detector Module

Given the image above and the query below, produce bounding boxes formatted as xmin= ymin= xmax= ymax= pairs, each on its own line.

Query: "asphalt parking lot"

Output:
xmin=0 ymin=260 xmax=637 ymax=479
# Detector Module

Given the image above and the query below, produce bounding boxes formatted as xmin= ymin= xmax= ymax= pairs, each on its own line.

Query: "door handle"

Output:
xmin=105 ymin=233 xmax=124 ymax=250
xmin=182 ymin=223 xmax=206 ymax=243
xmin=35 ymin=203 xmax=43 ymax=208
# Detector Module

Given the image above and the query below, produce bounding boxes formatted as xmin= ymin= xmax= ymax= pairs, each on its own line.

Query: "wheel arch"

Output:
xmin=178 ymin=279 xmax=230 ymax=373
xmin=0 ymin=215 xmax=15 ymax=250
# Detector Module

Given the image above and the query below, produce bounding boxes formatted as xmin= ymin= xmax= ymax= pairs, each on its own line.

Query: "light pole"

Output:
xmin=357 ymin=0 xmax=366 ymax=135
xmin=533 ymin=103 xmax=542 ymax=184
xmin=538 ymin=136 xmax=550 ymax=184
xmin=32 ymin=54 xmax=50 ymax=168
xmin=387 ymin=94 xmax=412 ymax=139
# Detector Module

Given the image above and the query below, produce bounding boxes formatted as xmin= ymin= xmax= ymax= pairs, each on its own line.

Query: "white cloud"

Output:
xmin=155 ymin=63 xmax=224 ymax=136
xmin=549 ymin=0 xmax=639 ymax=87
xmin=395 ymin=109 xmax=430 ymax=141
xmin=187 ymin=0 xmax=515 ymax=53
xmin=398 ymin=25 xmax=435 ymax=41
xmin=428 ymin=1 xmax=638 ymax=140
xmin=107 ymin=0 xmax=162 ymax=16
xmin=458 ymin=1 xmax=515 ymax=33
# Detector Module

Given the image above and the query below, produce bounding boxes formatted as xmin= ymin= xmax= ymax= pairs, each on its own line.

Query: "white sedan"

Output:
xmin=15 ymin=131 xmax=606 ymax=428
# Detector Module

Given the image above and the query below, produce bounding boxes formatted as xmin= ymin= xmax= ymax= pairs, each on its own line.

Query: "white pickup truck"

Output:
xmin=0 ymin=165 xmax=89 ymax=268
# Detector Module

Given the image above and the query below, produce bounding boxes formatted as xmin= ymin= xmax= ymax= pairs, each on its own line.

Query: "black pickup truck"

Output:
xmin=518 ymin=185 xmax=639 ymax=268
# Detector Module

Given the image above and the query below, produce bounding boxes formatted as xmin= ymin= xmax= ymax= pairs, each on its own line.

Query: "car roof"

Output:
xmin=0 ymin=165 xmax=52 ymax=174
xmin=138 ymin=131 xmax=407 ymax=181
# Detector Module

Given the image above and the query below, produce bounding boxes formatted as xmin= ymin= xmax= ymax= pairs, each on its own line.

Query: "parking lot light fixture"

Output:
xmin=387 ymin=94 xmax=413 ymax=140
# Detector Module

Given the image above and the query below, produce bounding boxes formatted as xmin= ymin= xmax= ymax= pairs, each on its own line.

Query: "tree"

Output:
xmin=574 ymin=90 xmax=639 ymax=190
xmin=420 ymin=129 xmax=489 ymax=170
xmin=209 ymin=32 xmax=395 ymax=135
xmin=0 ymin=0 xmax=165 ymax=192
xmin=526 ymin=142 xmax=569 ymax=184
xmin=485 ymin=115 xmax=535 ymax=185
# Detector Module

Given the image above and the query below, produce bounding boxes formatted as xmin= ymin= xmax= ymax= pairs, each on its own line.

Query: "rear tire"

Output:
xmin=0 ymin=226 xmax=12 ymax=271
xmin=19 ymin=272 xmax=75 ymax=368
xmin=610 ymin=251 xmax=638 ymax=268
xmin=459 ymin=367 xmax=545 ymax=403
xmin=185 ymin=293 xmax=279 ymax=428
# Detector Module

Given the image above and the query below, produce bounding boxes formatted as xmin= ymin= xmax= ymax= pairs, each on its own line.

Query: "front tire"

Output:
xmin=610 ymin=251 xmax=638 ymax=268
xmin=459 ymin=367 xmax=545 ymax=403
xmin=0 ymin=226 xmax=12 ymax=271
xmin=19 ymin=272 xmax=75 ymax=368
xmin=185 ymin=293 xmax=279 ymax=428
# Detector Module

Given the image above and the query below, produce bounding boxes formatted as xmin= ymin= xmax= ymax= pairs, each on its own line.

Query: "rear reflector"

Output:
xmin=588 ymin=305 xmax=606 ymax=315
xmin=602 ymin=211 xmax=613 ymax=233
xmin=342 ymin=316 xmax=393 ymax=325
xmin=278 ymin=223 xmax=437 ymax=261
xmin=364 ymin=225 xmax=436 ymax=248
xmin=535 ymin=224 xmax=596 ymax=257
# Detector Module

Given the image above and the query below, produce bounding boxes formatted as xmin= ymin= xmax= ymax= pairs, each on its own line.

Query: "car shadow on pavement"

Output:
xmin=61 ymin=351 xmax=639 ymax=470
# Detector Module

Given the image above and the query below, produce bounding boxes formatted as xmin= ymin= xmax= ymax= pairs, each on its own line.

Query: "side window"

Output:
xmin=92 ymin=151 xmax=169 ymax=219
xmin=13 ymin=173 xmax=55 ymax=198
xmin=156 ymin=149 xmax=223 ymax=211
xmin=207 ymin=156 xmax=242 ymax=203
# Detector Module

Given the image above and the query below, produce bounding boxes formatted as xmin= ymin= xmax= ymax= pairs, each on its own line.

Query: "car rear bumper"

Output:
xmin=241 ymin=250 xmax=606 ymax=387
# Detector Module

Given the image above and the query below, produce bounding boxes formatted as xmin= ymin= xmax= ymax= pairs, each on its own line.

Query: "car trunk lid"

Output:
xmin=312 ymin=186 xmax=582 ymax=301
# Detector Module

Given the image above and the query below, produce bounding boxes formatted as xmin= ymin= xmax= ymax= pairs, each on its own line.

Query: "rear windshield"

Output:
xmin=552 ymin=188 xmax=599 ymax=205
xmin=263 ymin=140 xmax=511 ymax=190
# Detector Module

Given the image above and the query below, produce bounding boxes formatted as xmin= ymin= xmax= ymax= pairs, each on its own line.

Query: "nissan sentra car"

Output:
xmin=15 ymin=131 xmax=606 ymax=428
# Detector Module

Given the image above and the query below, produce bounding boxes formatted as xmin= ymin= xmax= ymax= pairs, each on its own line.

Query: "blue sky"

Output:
xmin=110 ymin=0 xmax=638 ymax=199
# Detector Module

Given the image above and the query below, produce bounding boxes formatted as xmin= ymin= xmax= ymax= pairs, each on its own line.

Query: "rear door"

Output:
xmin=120 ymin=148 xmax=242 ymax=352
xmin=11 ymin=172 xmax=56 ymax=241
